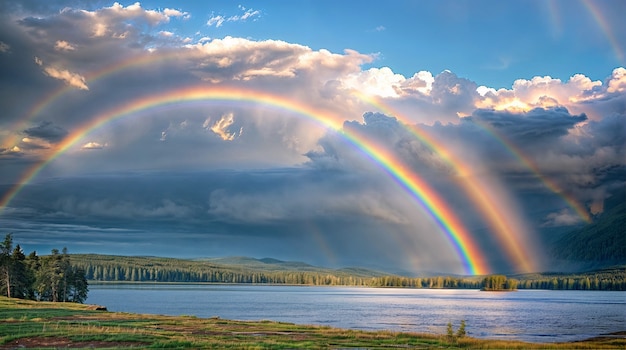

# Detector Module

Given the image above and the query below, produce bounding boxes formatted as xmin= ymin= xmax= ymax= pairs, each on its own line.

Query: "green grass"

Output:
xmin=0 ymin=296 xmax=623 ymax=349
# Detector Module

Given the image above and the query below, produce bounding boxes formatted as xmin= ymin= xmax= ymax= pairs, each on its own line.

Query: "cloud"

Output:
xmin=54 ymin=40 xmax=75 ymax=51
xmin=163 ymin=8 xmax=190 ymax=20
xmin=0 ymin=146 xmax=22 ymax=156
xmin=54 ymin=197 xmax=193 ymax=220
xmin=542 ymin=209 xmax=583 ymax=227
xmin=42 ymin=65 xmax=89 ymax=90
xmin=207 ymin=5 xmax=261 ymax=27
xmin=206 ymin=112 xmax=242 ymax=141
xmin=607 ymin=67 xmax=626 ymax=93
xmin=19 ymin=137 xmax=50 ymax=150
xmin=23 ymin=121 xmax=68 ymax=143
xmin=207 ymin=15 xmax=225 ymax=28
xmin=341 ymin=67 xmax=434 ymax=98
xmin=34 ymin=56 xmax=88 ymax=90
xmin=466 ymin=107 xmax=587 ymax=143
xmin=183 ymin=36 xmax=372 ymax=83
xmin=81 ymin=142 xmax=106 ymax=150
xmin=0 ymin=41 xmax=10 ymax=52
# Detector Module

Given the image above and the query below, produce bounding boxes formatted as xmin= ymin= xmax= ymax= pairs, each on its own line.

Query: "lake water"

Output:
xmin=86 ymin=284 xmax=625 ymax=343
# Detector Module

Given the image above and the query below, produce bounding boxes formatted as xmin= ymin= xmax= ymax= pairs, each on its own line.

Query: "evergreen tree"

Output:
xmin=0 ymin=233 xmax=13 ymax=297
xmin=0 ymin=235 xmax=86 ymax=302
xmin=10 ymin=245 xmax=30 ymax=298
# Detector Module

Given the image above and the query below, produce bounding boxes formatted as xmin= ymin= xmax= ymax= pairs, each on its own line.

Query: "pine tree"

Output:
xmin=10 ymin=245 xmax=30 ymax=298
xmin=0 ymin=234 xmax=13 ymax=297
xmin=456 ymin=320 xmax=466 ymax=338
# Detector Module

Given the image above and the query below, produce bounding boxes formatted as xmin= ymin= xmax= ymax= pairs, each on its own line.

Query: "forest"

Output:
xmin=0 ymin=234 xmax=88 ymax=303
xmin=70 ymin=254 xmax=626 ymax=291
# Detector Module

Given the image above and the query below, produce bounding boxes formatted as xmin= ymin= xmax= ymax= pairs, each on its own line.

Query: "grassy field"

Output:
xmin=0 ymin=297 xmax=624 ymax=349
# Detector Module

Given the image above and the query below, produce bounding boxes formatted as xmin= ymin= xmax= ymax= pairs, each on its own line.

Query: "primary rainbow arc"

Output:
xmin=0 ymin=86 xmax=489 ymax=275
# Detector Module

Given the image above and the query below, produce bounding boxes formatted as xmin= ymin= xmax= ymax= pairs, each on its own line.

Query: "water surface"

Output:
xmin=87 ymin=284 xmax=625 ymax=343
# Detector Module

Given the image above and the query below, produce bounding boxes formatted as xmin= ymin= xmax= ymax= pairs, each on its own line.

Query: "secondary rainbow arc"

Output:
xmin=473 ymin=120 xmax=591 ymax=223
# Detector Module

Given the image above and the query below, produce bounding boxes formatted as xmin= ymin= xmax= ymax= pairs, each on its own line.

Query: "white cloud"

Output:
xmin=341 ymin=67 xmax=406 ymax=98
xmin=207 ymin=15 xmax=225 ymax=27
xmin=82 ymin=142 xmax=106 ymax=149
xmin=184 ymin=37 xmax=371 ymax=82
xmin=236 ymin=7 xmax=260 ymax=21
xmin=42 ymin=66 xmax=89 ymax=90
xmin=54 ymin=40 xmax=75 ymax=51
xmin=474 ymin=73 xmax=604 ymax=113
xmin=207 ymin=112 xmax=241 ymax=141
xmin=163 ymin=8 xmax=190 ymax=19
xmin=33 ymin=56 xmax=89 ymax=90
xmin=340 ymin=68 xmax=434 ymax=98
xmin=542 ymin=209 xmax=583 ymax=227
xmin=57 ymin=2 xmax=188 ymax=39
xmin=206 ymin=6 xmax=260 ymax=27
xmin=607 ymin=67 xmax=626 ymax=93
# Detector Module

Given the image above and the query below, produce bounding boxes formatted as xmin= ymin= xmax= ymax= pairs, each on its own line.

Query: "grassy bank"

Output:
xmin=0 ymin=297 xmax=624 ymax=349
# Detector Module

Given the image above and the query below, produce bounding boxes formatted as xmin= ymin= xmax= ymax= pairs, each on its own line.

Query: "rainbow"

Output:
xmin=353 ymin=92 xmax=537 ymax=273
xmin=0 ymin=86 xmax=489 ymax=275
xmin=473 ymin=120 xmax=591 ymax=223
xmin=580 ymin=0 xmax=624 ymax=64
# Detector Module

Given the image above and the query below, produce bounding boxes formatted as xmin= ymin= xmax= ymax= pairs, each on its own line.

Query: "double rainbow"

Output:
xmin=354 ymin=92 xmax=539 ymax=273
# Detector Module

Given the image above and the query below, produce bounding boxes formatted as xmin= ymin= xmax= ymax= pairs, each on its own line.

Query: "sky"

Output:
xmin=0 ymin=0 xmax=624 ymax=275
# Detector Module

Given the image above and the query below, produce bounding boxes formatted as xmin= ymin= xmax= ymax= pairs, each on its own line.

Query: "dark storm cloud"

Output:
xmin=0 ymin=169 xmax=456 ymax=272
xmin=23 ymin=121 xmax=68 ymax=143
xmin=466 ymin=107 xmax=587 ymax=142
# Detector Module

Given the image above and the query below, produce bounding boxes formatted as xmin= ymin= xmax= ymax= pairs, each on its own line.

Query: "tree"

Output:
xmin=60 ymin=247 xmax=71 ymax=302
xmin=446 ymin=322 xmax=454 ymax=342
xmin=0 ymin=234 xmax=13 ymax=297
xmin=0 ymin=236 xmax=87 ymax=303
xmin=24 ymin=251 xmax=40 ymax=300
xmin=456 ymin=320 xmax=466 ymax=338
xmin=10 ymin=245 xmax=30 ymax=298
xmin=66 ymin=267 xmax=88 ymax=303
xmin=482 ymin=275 xmax=516 ymax=291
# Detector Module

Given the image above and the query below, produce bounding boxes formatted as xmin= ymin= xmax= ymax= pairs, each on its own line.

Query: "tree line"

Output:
xmin=0 ymin=234 xmax=88 ymax=303
xmin=70 ymin=254 xmax=626 ymax=291
xmin=481 ymin=275 xmax=518 ymax=291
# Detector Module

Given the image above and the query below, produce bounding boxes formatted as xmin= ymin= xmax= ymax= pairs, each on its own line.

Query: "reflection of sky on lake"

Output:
xmin=87 ymin=285 xmax=626 ymax=342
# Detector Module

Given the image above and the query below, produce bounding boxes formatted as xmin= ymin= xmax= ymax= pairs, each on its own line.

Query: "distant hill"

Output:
xmin=549 ymin=190 xmax=626 ymax=271
xmin=192 ymin=256 xmax=386 ymax=277
xmin=196 ymin=256 xmax=324 ymax=272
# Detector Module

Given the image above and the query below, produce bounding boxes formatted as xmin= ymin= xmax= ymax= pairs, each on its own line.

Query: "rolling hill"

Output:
xmin=549 ymin=189 xmax=626 ymax=271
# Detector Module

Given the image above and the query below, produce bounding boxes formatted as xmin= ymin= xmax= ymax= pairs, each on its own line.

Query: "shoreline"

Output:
xmin=1 ymin=297 xmax=624 ymax=349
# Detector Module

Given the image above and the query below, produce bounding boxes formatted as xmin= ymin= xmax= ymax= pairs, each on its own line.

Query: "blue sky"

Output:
xmin=143 ymin=0 xmax=625 ymax=88
xmin=0 ymin=0 xmax=624 ymax=274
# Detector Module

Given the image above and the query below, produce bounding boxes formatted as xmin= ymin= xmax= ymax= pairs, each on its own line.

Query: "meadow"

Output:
xmin=1 ymin=296 xmax=624 ymax=349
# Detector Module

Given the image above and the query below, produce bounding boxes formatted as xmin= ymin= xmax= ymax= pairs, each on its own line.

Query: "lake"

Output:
xmin=86 ymin=284 xmax=625 ymax=343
